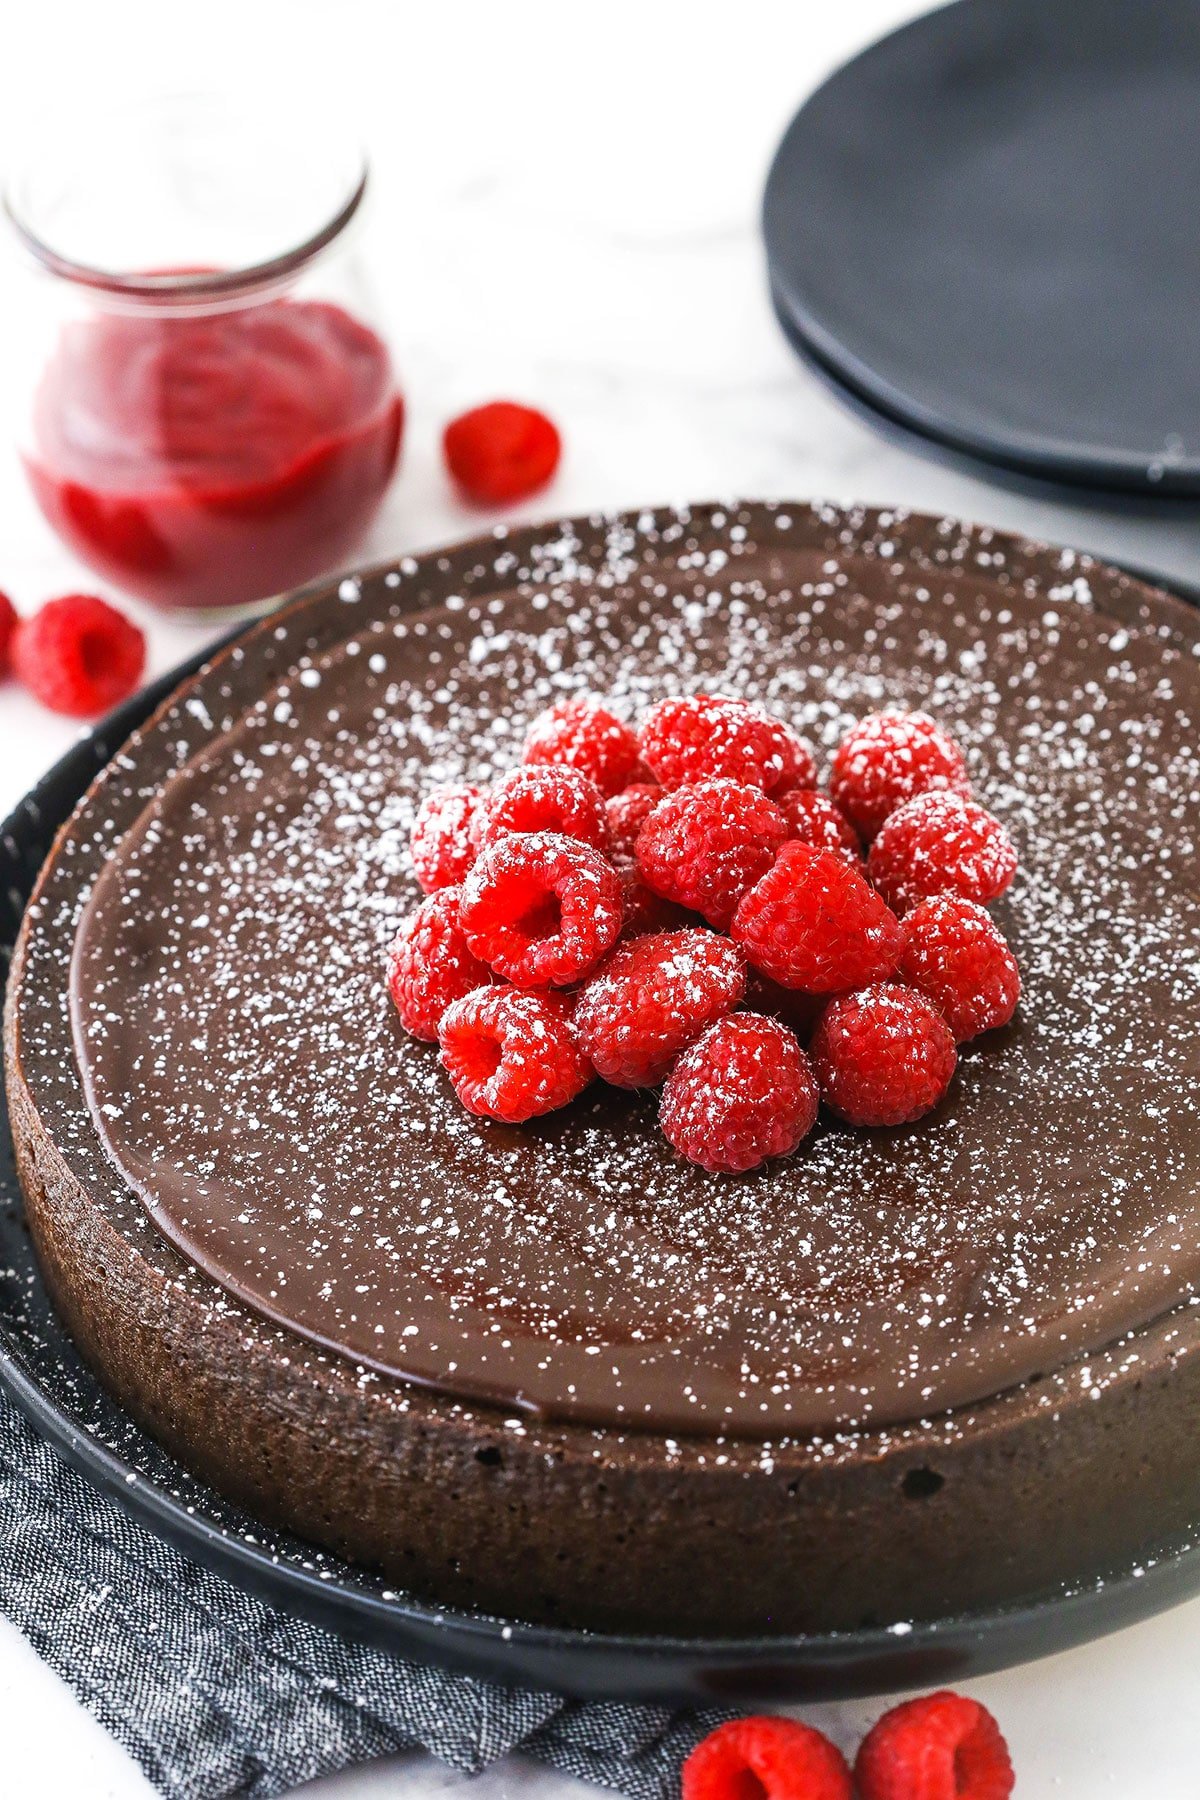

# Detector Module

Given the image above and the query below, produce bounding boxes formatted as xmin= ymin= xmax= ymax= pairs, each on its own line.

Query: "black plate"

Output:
xmin=3 ymin=598 xmax=1200 ymax=1704
xmin=765 ymin=0 xmax=1200 ymax=496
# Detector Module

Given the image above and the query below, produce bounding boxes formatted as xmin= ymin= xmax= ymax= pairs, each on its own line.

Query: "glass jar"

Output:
xmin=2 ymin=94 xmax=403 ymax=616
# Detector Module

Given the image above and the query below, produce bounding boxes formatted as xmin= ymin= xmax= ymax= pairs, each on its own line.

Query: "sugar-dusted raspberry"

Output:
xmin=0 ymin=591 xmax=16 ymax=675
xmin=868 ymin=791 xmax=1017 ymax=914
xmin=855 ymin=1690 xmax=1014 ymax=1800
xmin=810 ymin=984 xmax=957 ymax=1127
xmin=617 ymin=863 xmax=694 ymax=939
xmin=661 ymin=1013 xmax=819 ymax=1173
xmin=899 ymin=895 xmax=1020 ymax=1042
xmin=776 ymin=787 xmax=861 ymax=862
xmin=13 ymin=592 xmax=145 ymax=718
xmin=409 ymin=784 xmax=487 ymax=892
xmin=573 ymin=927 xmax=746 ymax=1088
xmin=443 ymin=400 xmax=561 ymax=504
xmin=606 ymin=781 xmax=663 ymax=856
xmin=460 ymin=831 xmax=622 ymax=988
xmin=386 ymin=888 xmax=492 ymax=1041
xmin=524 ymin=697 xmax=641 ymax=796
xmin=438 ymin=986 xmax=592 ymax=1122
xmin=683 ymin=1715 xmax=852 ymax=1800
xmin=638 ymin=694 xmax=816 ymax=795
xmin=635 ymin=778 xmax=790 ymax=928
xmin=744 ymin=972 xmax=825 ymax=1042
xmin=830 ymin=710 xmax=970 ymax=839
xmin=476 ymin=764 xmax=610 ymax=855
xmin=733 ymin=841 xmax=903 ymax=993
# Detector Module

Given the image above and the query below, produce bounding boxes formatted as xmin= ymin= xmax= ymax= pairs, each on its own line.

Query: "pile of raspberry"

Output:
xmin=387 ymin=693 xmax=1020 ymax=1174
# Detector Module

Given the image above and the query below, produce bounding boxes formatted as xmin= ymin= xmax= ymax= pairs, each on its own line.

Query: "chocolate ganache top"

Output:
xmin=68 ymin=504 xmax=1200 ymax=1438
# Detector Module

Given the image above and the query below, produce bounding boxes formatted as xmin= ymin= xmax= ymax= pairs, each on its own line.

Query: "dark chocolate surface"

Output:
xmin=67 ymin=503 xmax=1200 ymax=1437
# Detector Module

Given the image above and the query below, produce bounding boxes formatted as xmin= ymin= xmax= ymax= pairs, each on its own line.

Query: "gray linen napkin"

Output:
xmin=0 ymin=1398 xmax=729 ymax=1800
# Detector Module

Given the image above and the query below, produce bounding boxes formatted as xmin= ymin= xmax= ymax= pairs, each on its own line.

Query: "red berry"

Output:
xmin=661 ymin=1013 xmax=819 ymax=1172
xmin=777 ymin=787 xmax=861 ymax=861
xmin=573 ymin=926 xmax=746 ymax=1088
xmin=683 ymin=1715 xmax=852 ymax=1800
xmin=0 ymin=590 xmax=17 ymax=675
xmin=638 ymin=694 xmax=816 ymax=794
xmin=476 ymin=764 xmax=609 ymax=855
xmin=830 ymin=710 xmax=970 ymax=839
xmin=386 ymin=888 xmax=492 ymax=1041
xmin=635 ymin=778 xmax=790 ymax=928
xmin=810 ymin=984 xmax=957 ymax=1126
xmin=868 ymin=791 xmax=1017 ymax=914
xmin=855 ymin=1690 xmax=1014 ymax=1800
xmin=524 ymin=697 xmax=640 ymax=796
xmin=410 ymin=784 xmax=487 ymax=892
xmin=438 ymin=985 xmax=592 ymax=1122
xmin=13 ymin=592 xmax=145 ymax=718
xmin=616 ymin=863 xmax=694 ymax=939
xmin=443 ymin=400 xmax=561 ymax=504
xmin=899 ymin=896 xmax=1021 ymax=1042
xmin=744 ymin=971 xmax=826 ymax=1042
xmin=460 ymin=830 xmax=623 ymax=988
xmin=606 ymin=781 xmax=664 ymax=857
xmin=733 ymin=841 xmax=903 ymax=993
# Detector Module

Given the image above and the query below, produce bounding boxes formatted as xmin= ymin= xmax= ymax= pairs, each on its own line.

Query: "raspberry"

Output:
xmin=638 ymin=694 xmax=816 ymax=794
xmin=460 ymin=831 xmax=622 ymax=988
xmin=661 ymin=1013 xmax=819 ymax=1172
xmin=899 ymin=896 xmax=1021 ymax=1042
xmin=443 ymin=400 xmax=561 ymax=504
xmin=776 ymin=787 xmax=861 ymax=861
xmin=409 ymin=784 xmax=487 ymax=892
xmin=13 ymin=592 xmax=145 ymax=718
xmin=438 ymin=986 xmax=592 ymax=1122
xmin=0 ymin=591 xmax=16 ymax=675
xmin=868 ymin=791 xmax=1017 ymax=914
xmin=617 ymin=864 xmax=693 ymax=939
xmin=733 ymin=841 xmax=903 ymax=993
xmin=573 ymin=927 xmax=746 ymax=1088
xmin=635 ymin=779 xmax=790 ymax=928
xmin=524 ymin=697 xmax=641 ymax=796
xmin=854 ymin=1691 xmax=1014 ymax=1800
xmin=476 ymin=764 xmax=609 ymax=855
xmin=606 ymin=781 xmax=663 ymax=857
xmin=386 ymin=888 xmax=492 ymax=1041
xmin=744 ymin=972 xmax=825 ymax=1042
xmin=830 ymin=710 xmax=970 ymax=839
xmin=810 ymin=984 xmax=957 ymax=1126
xmin=683 ymin=1716 xmax=852 ymax=1800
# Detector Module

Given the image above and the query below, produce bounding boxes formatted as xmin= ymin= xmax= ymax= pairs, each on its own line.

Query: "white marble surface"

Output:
xmin=1 ymin=2 xmax=1199 ymax=1794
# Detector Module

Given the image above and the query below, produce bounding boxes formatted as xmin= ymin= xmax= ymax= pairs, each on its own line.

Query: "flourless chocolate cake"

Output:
xmin=6 ymin=501 xmax=1200 ymax=1634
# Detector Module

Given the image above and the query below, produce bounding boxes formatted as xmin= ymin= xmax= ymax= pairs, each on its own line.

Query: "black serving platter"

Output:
xmin=3 ymin=601 xmax=1200 ymax=1704
xmin=765 ymin=0 xmax=1200 ymax=498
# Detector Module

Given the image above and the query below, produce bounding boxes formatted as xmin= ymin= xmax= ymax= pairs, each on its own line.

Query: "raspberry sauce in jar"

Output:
xmin=5 ymin=98 xmax=402 ymax=613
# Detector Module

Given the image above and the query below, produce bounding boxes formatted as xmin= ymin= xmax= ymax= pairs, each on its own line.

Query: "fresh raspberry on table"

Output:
xmin=661 ymin=1012 xmax=820 ymax=1173
xmin=460 ymin=830 xmax=623 ymax=988
xmin=605 ymin=780 xmax=664 ymax=857
xmin=830 ymin=710 xmax=970 ymax=839
xmin=809 ymin=983 xmax=958 ymax=1127
xmin=409 ymin=783 xmax=487 ymax=892
xmin=899 ymin=895 xmax=1021 ymax=1042
xmin=635 ymin=778 xmax=790 ymax=927
xmin=524 ymin=696 xmax=641 ymax=796
xmin=12 ymin=592 xmax=145 ymax=718
xmin=443 ymin=400 xmax=561 ymax=504
xmin=438 ymin=985 xmax=592 ymax=1122
xmin=854 ymin=1690 xmax=1014 ymax=1800
xmin=616 ymin=863 xmax=694 ymax=939
xmin=776 ymin=787 xmax=862 ymax=862
xmin=0 ymin=590 xmax=17 ymax=675
xmin=476 ymin=764 xmax=610 ymax=855
xmin=868 ymin=791 xmax=1017 ymax=914
xmin=637 ymin=693 xmax=816 ymax=794
xmin=732 ymin=841 xmax=904 ymax=993
xmin=386 ymin=887 xmax=492 ymax=1041
xmin=573 ymin=926 xmax=746 ymax=1088
xmin=682 ymin=1715 xmax=852 ymax=1800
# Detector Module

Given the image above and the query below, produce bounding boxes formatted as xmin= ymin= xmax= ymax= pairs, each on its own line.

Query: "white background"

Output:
xmin=2 ymin=3 xmax=1200 ymax=1794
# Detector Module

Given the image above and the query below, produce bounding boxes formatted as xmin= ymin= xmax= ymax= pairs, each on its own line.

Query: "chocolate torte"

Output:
xmin=7 ymin=502 xmax=1200 ymax=1635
